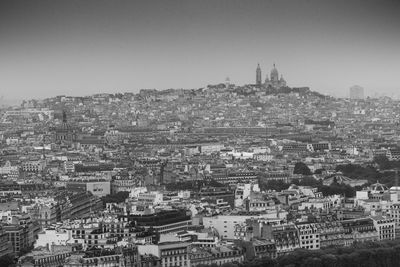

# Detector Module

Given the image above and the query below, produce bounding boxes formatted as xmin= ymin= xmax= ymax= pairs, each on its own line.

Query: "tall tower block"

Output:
xmin=349 ymin=85 xmax=364 ymax=100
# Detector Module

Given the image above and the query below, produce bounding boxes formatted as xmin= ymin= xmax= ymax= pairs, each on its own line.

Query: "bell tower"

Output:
xmin=256 ymin=63 xmax=262 ymax=86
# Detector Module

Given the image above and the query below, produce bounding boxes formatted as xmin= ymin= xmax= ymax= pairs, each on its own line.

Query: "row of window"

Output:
xmin=301 ymin=234 xmax=319 ymax=239
xmin=299 ymin=229 xmax=317 ymax=235
xmin=163 ymin=255 xmax=187 ymax=261
xmin=161 ymin=249 xmax=187 ymax=256
xmin=301 ymin=240 xmax=319 ymax=245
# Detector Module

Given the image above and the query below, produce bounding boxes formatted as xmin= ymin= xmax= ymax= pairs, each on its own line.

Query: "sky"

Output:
xmin=1 ymin=0 xmax=400 ymax=100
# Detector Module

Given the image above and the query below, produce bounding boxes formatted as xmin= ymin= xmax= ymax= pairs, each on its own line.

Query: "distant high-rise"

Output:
xmin=256 ymin=63 xmax=262 ymax=85
xmin=349 ymin=85 xmax=364 ymax=100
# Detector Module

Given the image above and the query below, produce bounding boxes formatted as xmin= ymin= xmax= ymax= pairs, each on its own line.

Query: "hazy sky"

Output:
xmin=1 ymin=0 xmax=400 ymax=99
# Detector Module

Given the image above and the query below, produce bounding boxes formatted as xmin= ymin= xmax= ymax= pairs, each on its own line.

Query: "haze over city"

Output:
xmin=1 ymin=0 xmax=400 ymax=101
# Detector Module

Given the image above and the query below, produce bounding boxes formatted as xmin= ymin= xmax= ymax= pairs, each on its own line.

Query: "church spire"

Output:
xmin=256 ymin=63 xmax=262 ymax=85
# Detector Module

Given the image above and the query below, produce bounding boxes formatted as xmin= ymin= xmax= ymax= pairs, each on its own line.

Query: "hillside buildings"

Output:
xmin=1 ymin=71 xmax=400 ymax=266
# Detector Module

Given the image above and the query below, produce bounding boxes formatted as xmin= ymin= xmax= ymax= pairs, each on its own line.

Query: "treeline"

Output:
xmin=374 ymin=155 xmax=400 ymax=170
xmin=198 ymin=239 xmax=400 ymax=267
xmin=335 ymin=164 xmax=380 ymax=182
xmin=259 ymin=177 xmax=359 ymax=197
xmin=295 ymin=157 xmax=400 ymax=187
xmin=336 ymin=161 xmax=398 ymax=187
xmin=260 ymin=157 xmax=400 ymax=196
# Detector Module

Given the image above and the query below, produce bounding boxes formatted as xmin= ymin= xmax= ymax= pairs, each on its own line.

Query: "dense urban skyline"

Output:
xmin=3 ymin=3 xmax=400 ymax=264
xmin=1 ymin=0 xmax=400 ymax=100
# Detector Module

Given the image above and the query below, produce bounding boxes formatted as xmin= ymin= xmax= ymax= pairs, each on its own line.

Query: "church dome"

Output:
xmin=56 ymin=111 xmax=72 ymax=132
xmin=270 ymin=64 xmax=279 ymax=80
xmin=58 ymin=121 xmax=72 ymax=132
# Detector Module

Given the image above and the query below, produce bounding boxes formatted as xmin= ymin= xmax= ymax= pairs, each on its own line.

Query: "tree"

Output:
xmin=297 ymin=176 xmax=321 ymax=187
xmin=259 ymin=179 xmax=288 ymax=192
xmin=294 ymin=162 xmax=312 ymax=175
xmin=198 ymin=239 xmax=400 ymax=267
xmin=0 ymin=255 xmax=15 ymax=267
xmin=374 ymin=155 xmax=392 ymax=170
xmin=335 ymin=164 xmax=381 ymax=184
xmin=101 ymin=191 xmax=129 ymax=207
xmin=318 ymin=183 xmax=356 ymax=197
